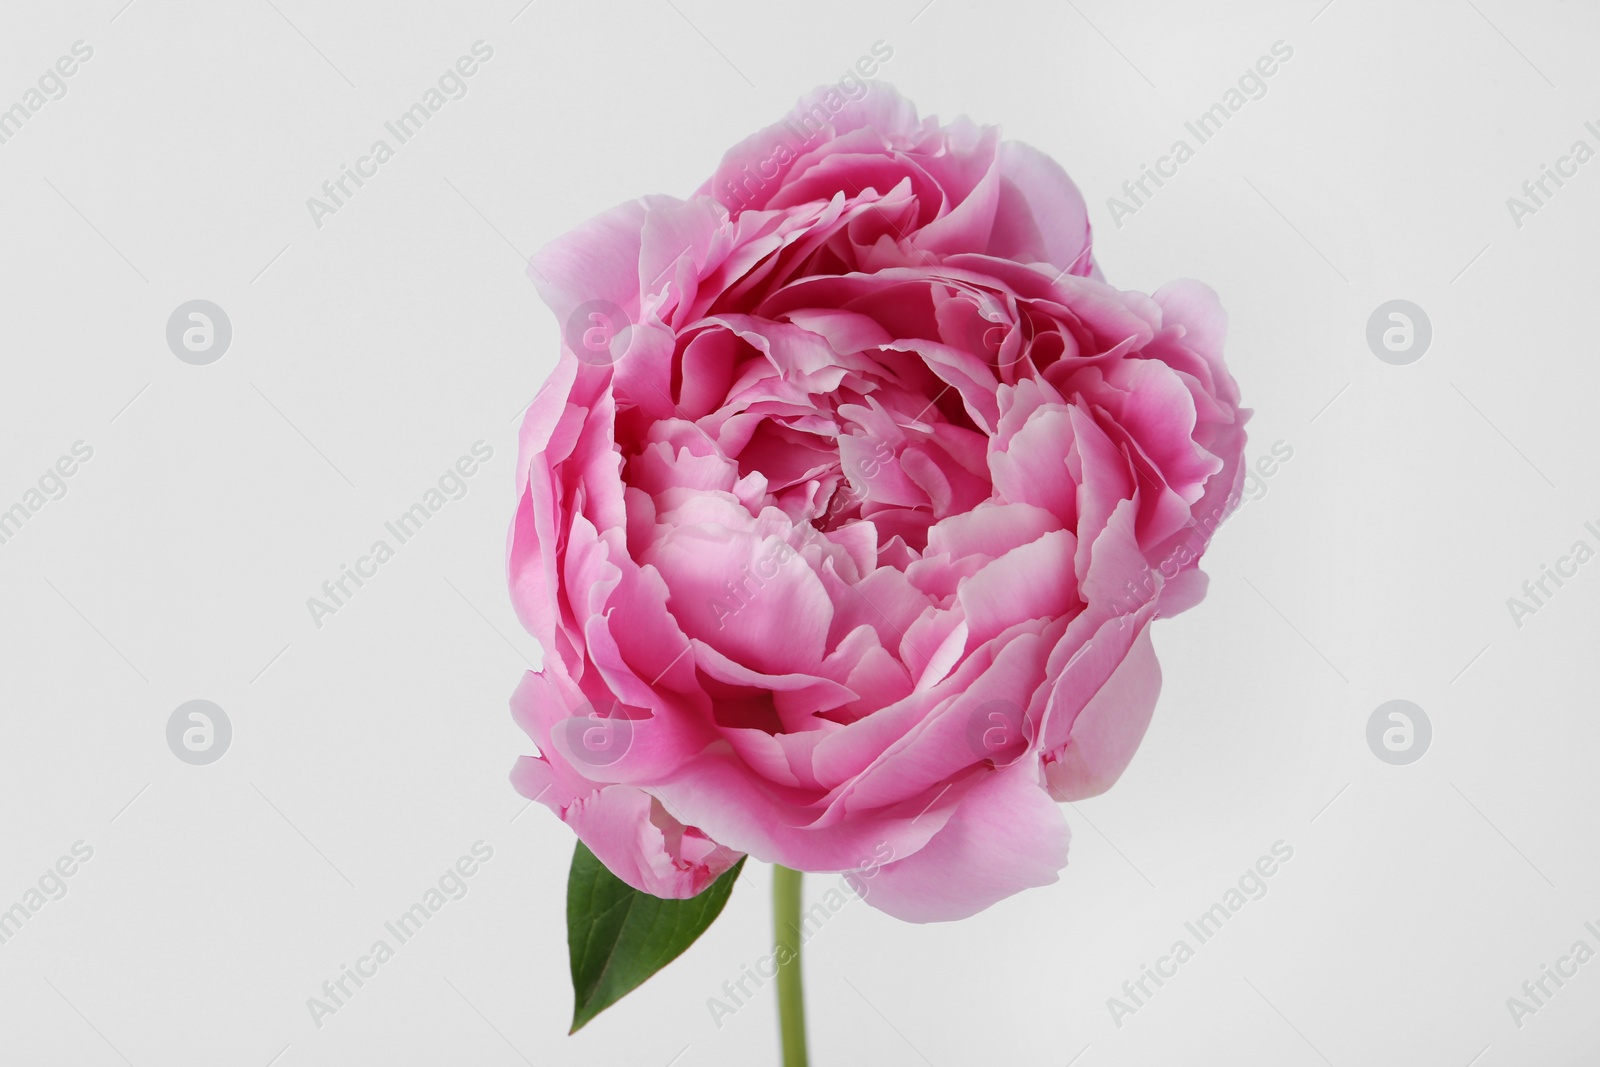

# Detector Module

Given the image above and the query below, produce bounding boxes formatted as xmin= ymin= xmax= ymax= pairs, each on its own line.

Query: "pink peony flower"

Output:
xmin=508 ymin=84 xmax=1247 ymax=922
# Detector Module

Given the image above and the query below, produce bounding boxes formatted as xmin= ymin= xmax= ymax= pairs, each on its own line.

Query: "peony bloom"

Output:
xmin=509 ymin=84 xmax=1247 ymax=922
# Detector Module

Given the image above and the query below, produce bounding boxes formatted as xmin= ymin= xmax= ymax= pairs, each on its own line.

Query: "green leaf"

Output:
xmin=567 ymin=841 xmax=746 ymax=1033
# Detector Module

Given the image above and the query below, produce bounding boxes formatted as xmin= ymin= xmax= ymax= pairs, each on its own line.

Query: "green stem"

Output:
xmin=772 ymin=864 xmax=810 ymax=1067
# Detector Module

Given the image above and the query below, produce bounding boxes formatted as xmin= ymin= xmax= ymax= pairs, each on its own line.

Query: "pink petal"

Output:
xmin=860 ymin=763 xmax=1071 ymax=922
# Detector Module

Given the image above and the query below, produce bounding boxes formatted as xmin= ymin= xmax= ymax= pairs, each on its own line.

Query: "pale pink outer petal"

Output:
xmin=1043 ymin=624 xmax=1163 ymax=802
xmin=987 ymin=141 xmax=1095 ymax=277
xmin=1153 ymin=280 xmax=1238 ymax=407
xmin=514 ymin=755 xmax=736 ymax=898
xmin=697 ymin=84 xmax=925 ymax=213
xmin=528 ymin=197 xmax=654 ymax=327
xmin=510 ymin=671 xmax=739 ymax=899
xmin=857 ymin=762 xmax=1072 ymax=922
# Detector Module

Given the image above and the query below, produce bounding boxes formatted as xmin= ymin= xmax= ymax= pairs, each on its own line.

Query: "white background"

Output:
xmin=1 ymin=0 xmax=1597 ymax=1064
